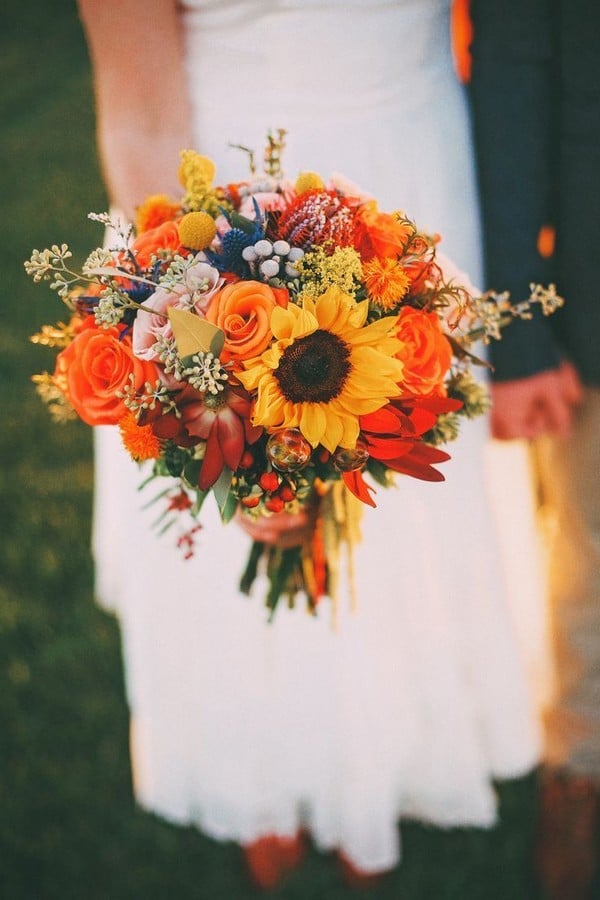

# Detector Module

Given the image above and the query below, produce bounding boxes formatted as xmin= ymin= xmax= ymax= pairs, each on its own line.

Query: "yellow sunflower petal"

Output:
xmin=255 ymin=388 xmax=286 ymax=427
xmin=338 ymin=410 xmax=361 ymax=448
xmin=347 ymin=299 xmax=369 ymax=329
xmin=342 ymin=371 xmax=391 ymax=398
xmin=299 ymin=402 xmax=328 ymax=447
xmin=271 ymin=305 xmax=296 ymax=341
xmin=301 ymin=295 xmax=317 ymax=317
xmin=237 ymin=360 xmax=269 ymax=391
xmin=345 ymin=314 xmax=399 ymax=345
xmin=262 ymin=345 xmax=285 ymax=370
xmin=337 ymin=394 xmax=394 ymax=415
xmin=351 ymin=346 xmax=404 ymax=382
xmin=320 ymin=412 xmax=345 ymax=453
xmin=291 ymin=304 xmax=319 ymax=340
xmin=346 ymin=363 xmax=402 ymax=395
xmin=313 ymin=286 xmax=347 ymax=330
xmin=282 ymin=401 xmax=300 ymax=428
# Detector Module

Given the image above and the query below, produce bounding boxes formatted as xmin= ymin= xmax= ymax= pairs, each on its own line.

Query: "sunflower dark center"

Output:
xmin=274 ymin=329 xmax=351 ymax=403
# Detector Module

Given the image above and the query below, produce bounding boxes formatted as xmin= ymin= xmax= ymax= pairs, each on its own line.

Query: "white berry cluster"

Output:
xmin=241 ymin=239 xmax=305 ymax=282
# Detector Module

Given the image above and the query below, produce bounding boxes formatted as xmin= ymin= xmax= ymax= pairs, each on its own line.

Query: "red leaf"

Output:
xmin=403 ymin=407 xmax=438 ymax=435
xmin=385 ymin=443 xmax=452 ymax=482
xmin=198 ymin=424 xmax=225 ymax=490
xmin=216 ymin=408 xmax=245 ymax=470
xmin=342 ymin=470 xmax=377 ymax=507
xmin=359 ymin=406 xmax=401 ymax=433
xmin=364 ymin=435 xmax=415 ymax=460
xmin=408 ymin=395 xmax=463 ymax=414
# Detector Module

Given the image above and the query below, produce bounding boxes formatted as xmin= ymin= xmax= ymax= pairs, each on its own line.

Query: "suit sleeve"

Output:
xmin=552 ymin=1 xmax=600 ymax=385
xmin=469 ymin=0 xmax=562 ymax=381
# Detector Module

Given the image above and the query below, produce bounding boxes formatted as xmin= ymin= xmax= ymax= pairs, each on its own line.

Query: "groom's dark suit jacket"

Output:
xmin=469 ymin=0 xmax=600 ymax=385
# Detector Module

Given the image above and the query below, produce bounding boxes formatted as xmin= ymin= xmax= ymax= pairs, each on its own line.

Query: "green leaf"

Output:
xmin=168 ymin=306 xmax=225 ymax=357
xmin=239 ymin=540 xmax=266 ymax=595
xmin=191 ymin=489 xmax=209 ymax=517
xmin=266 ymin=546 xmax=303 ymax=622
xmin=182 ymin=459 xmax=202 ymax=488
xmin=229 ymin=210 xmax=258 ymax=234
xmin=365 ymin=458 xmax=391 ymax=488
xmin=213 ymin=466 xmax=234 ymax=519
xmin=220 ymin=490 xmax=238 ymax=524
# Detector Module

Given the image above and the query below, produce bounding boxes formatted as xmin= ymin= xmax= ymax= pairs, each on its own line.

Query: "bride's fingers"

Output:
xmin=236 ymin=509 xmax=314 ymax=547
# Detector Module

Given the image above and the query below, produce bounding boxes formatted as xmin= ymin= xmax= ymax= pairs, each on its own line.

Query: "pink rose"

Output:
xmin=133 ymin=257 xmax=223 ymax=362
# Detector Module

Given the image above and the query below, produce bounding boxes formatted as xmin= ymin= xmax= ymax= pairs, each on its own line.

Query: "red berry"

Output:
xmin=278 ymin=484 xmax=295 ymax=502
xmin=239 ymin=451 xmax=255 ymax=469
xmin=259 ymin=471 xmax=280 ymax=493
xmin=318 ymin=449 xmax=331 ymax=463
xmin=241 ymin=495 xmax=261 ymax=509
xmin=265 ymin=496 xmax=285 ymax=513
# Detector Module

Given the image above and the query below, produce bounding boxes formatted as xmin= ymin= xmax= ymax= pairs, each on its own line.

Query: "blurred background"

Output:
xmin=1 ymin=1 xmax=538 ymax=897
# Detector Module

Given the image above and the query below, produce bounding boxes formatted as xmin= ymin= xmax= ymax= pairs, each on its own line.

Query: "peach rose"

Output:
xmin=56 ymin=318 xmax=159 ymax=425
xmin=353 ymin=201 xmax=413 ymax=261
xmin=131 ymin=221 xmax=183 ymax=268
xmin=396 ymin=307 xmax=452 ymax=396
xmin=206 ymin=281 xmax=287 ymax=363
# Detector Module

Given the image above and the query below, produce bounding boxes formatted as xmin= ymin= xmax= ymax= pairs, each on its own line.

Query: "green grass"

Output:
xmin=1 ymin=3 xmax=540 ymax=897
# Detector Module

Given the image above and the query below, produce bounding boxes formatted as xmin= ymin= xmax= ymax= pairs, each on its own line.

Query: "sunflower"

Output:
xmin=237 ymin=286 xmax=404 ymax=453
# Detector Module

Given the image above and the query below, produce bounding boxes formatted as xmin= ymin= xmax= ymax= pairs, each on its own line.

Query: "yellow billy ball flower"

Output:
xmin=178 ymin=211 xmax=218 ymax=250
xmin=295 ymin=171 xmax=325 ymax=194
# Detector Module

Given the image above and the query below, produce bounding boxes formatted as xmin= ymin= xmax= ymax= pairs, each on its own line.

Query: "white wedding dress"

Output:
xmin=93 ymin=0 xmax=546 ymax=873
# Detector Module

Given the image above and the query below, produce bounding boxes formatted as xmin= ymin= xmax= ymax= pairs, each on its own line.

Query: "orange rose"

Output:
xmin=131 ymin=221 xmax=183 ymax=267
xmin=396 ymin=307 xmax=452 ymax=396
xmin=206 ymin=281 xmax=287 ymax=363
xmin=353 ymin=201 xmax=413 ymax=261
xmin=56 ymin=318 xmax=159 ymax=425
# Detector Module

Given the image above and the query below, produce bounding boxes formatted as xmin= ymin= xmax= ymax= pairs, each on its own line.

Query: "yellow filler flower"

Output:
xmin=237 ymin=286 xmax=404 ymax=453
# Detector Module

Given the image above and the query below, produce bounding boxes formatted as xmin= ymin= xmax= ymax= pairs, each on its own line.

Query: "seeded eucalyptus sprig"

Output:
xmin=25 ymin=245 xmax=86 ymax=299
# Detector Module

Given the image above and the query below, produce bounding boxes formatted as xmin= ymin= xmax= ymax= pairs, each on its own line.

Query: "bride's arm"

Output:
xmin=77 ymin=0 xmax=193 ymax=220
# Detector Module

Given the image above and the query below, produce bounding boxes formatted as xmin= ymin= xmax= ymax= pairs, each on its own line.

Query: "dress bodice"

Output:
xmin=178 ymin=0 xmax=472 ymax=277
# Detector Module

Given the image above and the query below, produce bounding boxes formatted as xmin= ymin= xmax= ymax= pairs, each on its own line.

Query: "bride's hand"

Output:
xmin=236 ymin=508 xmax=316 ymax=549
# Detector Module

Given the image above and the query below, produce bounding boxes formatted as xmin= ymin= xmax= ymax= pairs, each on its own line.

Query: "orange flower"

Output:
xmin=131 ymin=221 xmax=183 ymax=268
xmin=206 ymin=280 xmax=287 ymax=363
xmin=56 ymin=318 xmax=159 ymax=425
xmin=135 ymin=194 xmax=181 ymax=234
xmin=353 ymin=202 xmax=413 ymax=262
xmin=119 ymin=411 xmax=162 ymax=461
xmin=363 ymin=257 xmax=411 ymax=310
xmin=395 ymin=307 xmax=452 ymax=396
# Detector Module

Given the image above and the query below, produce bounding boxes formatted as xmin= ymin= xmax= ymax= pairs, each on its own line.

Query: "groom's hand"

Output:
xmin=490 ymin=361 xmax=583 ymax=440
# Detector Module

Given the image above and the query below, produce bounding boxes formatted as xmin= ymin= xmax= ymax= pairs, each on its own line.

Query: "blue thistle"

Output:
xmin=206 ymin=201 xmax=266 ymax=275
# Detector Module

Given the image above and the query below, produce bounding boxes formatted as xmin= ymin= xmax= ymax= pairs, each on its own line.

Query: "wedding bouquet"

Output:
xmin=27 ymin=132 xmax=562 ymax=617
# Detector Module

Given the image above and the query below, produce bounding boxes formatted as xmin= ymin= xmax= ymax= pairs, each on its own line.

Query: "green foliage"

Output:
xmin=0 ymin=1 xmax=540 ymax=897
